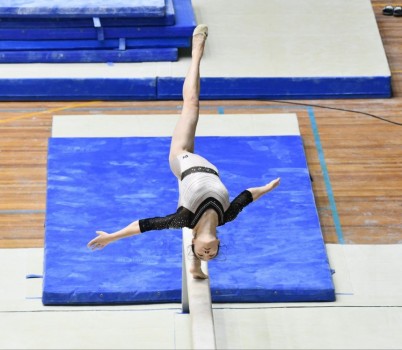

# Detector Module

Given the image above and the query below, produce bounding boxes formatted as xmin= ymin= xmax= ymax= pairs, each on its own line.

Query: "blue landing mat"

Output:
xmin=43 ymin=136 xmax=335 ymax=305
xmin=0 ymin=0 xmax=166 ymax=18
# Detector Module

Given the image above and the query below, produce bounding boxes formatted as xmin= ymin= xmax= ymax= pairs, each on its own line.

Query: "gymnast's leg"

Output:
xmin=169 ymin=25 xmax=208 ymax=176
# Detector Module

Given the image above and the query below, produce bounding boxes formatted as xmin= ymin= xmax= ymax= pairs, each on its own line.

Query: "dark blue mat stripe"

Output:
xmin=0 ymin=38 xmax=190 ymax=50
xmin=42 ymin=136 xmax=335 ymax=305
xmin=0 ymin=48 xmax=178 ymax=63
xmin=0 ymin=78 xmax=157 ymax=100
xmin=158 ymin=76 xmax=392 ymax=100
xmin=0 ymin=75 xmax=390 ymax=101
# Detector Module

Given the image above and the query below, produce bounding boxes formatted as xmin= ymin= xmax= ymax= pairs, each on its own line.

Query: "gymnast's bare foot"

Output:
xmin=192 ymin=24 xmax=208 ymax=59
xmin=190 ymin=258 xmax=209 ymax=279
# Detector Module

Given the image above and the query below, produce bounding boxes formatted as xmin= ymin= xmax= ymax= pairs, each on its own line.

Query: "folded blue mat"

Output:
xmin=0 ymin=0 xmax=166 ymax=18
xmin=0 ymin=0 xmax=175 ymax=27
xmin=43 ymin=136 xmax=335 ymax=305
xmin=0 ymin=48 xmax=178 ymax=63
xmin=0 ymin=37 xmax=190 ymax=50
xmin=0 ymin=0 xmax=194 ymax=40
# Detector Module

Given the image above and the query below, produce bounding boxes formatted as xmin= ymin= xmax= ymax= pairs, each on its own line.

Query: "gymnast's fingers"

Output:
xmin=88 ymin=240 xmax=105 ymax=251
xmin=265 ymin=177 xmax=280 ymax=191
xmin=87 ymin=234 xmax=102 ymax=250
xmin=270 ymin=177 xmax=280 ymax=187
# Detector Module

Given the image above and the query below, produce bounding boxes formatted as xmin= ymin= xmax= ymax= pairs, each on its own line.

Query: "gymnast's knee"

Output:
xmin=183 ymin=92 xmax=200 ymax=109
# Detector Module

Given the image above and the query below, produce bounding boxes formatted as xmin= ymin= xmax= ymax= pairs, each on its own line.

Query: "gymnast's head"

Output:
xmin=191 ymin=235 xmax=220 ymax=261
xmin=191 ymin=208 xmax=221 ymax=261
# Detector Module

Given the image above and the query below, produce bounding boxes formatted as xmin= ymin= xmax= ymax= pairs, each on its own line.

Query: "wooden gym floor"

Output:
xmin=0 ymin=0 xmax=401 ymax=248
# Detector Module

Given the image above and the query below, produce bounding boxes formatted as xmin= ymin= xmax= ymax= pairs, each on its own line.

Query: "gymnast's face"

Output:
xmin=192 ymin=238 xmax=220 ymax=261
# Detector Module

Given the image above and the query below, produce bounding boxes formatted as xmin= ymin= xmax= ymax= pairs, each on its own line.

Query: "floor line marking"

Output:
xmin=307 ymin=106 xmax=345 ymax=244
xmin=0 ymin=101 xmax=98 ymax=124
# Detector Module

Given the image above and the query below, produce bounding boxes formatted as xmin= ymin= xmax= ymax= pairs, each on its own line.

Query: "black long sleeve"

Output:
xmin=223 ymin=190 xmax=253 ymax=223
xmin=139 ymin=207 xmax=192 ymax=232
xmin=139 ymin=190 xmax=253 ymax=233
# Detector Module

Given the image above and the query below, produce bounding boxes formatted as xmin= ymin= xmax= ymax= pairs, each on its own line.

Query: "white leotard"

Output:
xmin=170 ymin=152 xmax=230 ymax=213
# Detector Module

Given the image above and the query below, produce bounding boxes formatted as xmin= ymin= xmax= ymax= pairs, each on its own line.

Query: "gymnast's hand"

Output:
xmin=87 ymin=231 xmax=114 ymax=251
xmin=247 ymin=177 xmax=281 ymax=202
xmin=265 ymin=177 xmax=281 ymax=192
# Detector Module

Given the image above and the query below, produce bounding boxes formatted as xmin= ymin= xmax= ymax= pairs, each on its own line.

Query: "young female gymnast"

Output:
xmin=87 ymin=24 xmax=280 ymax=279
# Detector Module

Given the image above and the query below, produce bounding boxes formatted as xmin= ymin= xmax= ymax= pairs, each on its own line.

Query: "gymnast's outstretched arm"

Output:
xmin=87 ymin=220 xmax=141 ymax=251
xmin=87 ymin=208 xmax=189 ymax=250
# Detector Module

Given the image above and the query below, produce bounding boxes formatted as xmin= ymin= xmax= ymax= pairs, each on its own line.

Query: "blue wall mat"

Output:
xmin=0 ymin=0 xmax=195 ymax=40
xmin=0 ymin=37 xmax=190 ymax=50
xmin=43 ymin=136 xmax=335 ymax=305
xmin=0 ymin=48 xmax=178 ymax=63
xmin=0 ymin=78 xmax=157 ymax=100
xmin=0 ymin=0 xmax=175 ymax=27
xmin=0 ymin=0 xmax=166 ymax=18
xmin=158 ymin=77 xmax=392 ymax=100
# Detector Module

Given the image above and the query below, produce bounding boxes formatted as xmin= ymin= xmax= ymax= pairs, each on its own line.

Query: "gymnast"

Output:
xmin=87 ymin=24 xmax=280 ymax=279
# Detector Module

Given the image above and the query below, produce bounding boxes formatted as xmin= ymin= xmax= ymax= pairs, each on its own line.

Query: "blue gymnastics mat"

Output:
xmin=43 ymin=136 xmax=335 ymax=305
xmin=0 ymin=0 xmax=166 ymax=18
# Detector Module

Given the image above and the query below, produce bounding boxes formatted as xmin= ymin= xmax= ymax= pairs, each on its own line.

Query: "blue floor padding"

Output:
xmin=0 ymin=0 xmax=175 ymax=27
xmin=43 ymin=136 xmax=335 ymax=305
xmin=0 ymin=0 xmax=166 ymax=18
xmin=0 ymin=48 xmax=178 ymax=63
xmin=0 ymin=0 xmax=195 ymax=40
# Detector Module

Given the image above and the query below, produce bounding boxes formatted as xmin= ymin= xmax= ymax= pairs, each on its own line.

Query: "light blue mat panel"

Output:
xmin=0 ymin=0 xmax=175 ymax=27
xmin=0 ymin=48 xmax=178 ymax=63
xmin=0 ymin=0 xmax=166 ymax=18
xmin=43 ymin=136 xmax=335 ymax=305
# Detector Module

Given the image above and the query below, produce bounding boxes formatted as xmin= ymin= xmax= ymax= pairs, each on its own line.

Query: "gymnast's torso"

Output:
xmin=177 ymin=153 xmax=230 ymax=211
xmin=138 ymin=152 xmax=253 ymax=233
